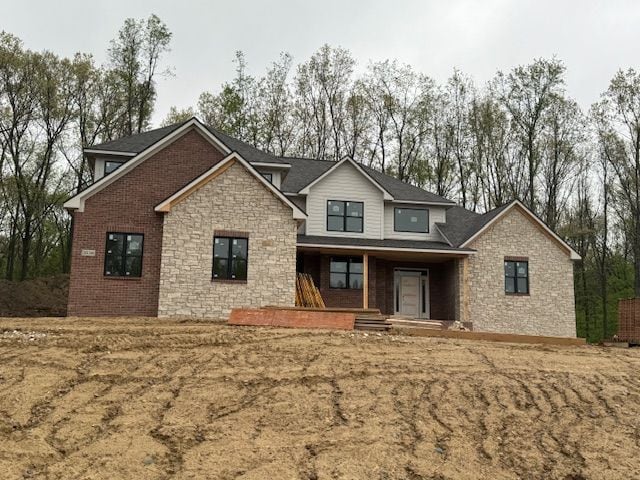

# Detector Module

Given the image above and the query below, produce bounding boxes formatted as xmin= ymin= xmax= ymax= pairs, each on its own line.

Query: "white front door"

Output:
xmin=399 ymin=273 xmax=420 ymax=317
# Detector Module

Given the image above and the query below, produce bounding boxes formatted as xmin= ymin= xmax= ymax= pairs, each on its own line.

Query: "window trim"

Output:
xmin=212 ymin=235 xmax=249 ymax=282
xmin=504 ymin=257 xmax=529 ymax=296
xmin=261 ymin=172 xmax=273 ymax=183
xmin=329 ymin=256 xmax=363 ymax=290
xmin=326 ymin=200 xmax=364 ymax=233
xmin=393 ymin=207 xmax=429 ymax=233
xmin=103 ymin=232 xmax=144 ymax=278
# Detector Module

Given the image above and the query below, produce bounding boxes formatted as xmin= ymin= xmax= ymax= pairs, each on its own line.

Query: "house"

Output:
xmin=64 ymin=117 xmax=580 ymax=337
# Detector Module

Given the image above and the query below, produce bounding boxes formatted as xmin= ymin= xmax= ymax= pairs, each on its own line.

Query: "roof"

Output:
xmin=361 ymin=166 xmax=455 ymax=204
xmin=297 ymin=234 xmax=475 ymax=254
xmin=436 ymin=201 xmax=581 ymax=260
xmin=65 ymin=119 xmax=231 ymax=211
xmin=436 ymin=204 xmax=511 ymax=247
xmin=203 ymin=126 xmax=289 ymax=165
xmin=86 ymin=121 xmax=189 ymax=154
xmin=85 ymin=120 xmax=454 ymax=204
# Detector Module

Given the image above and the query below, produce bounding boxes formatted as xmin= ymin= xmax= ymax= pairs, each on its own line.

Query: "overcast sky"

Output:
xmin=3 ymin=0 xmax=639 ymax=126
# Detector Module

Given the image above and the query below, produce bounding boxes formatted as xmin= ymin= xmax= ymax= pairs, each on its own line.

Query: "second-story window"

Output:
xmin=327 ymin=200 xmax=363 ymax=233
xmin=394 ymin=207 xmax=429 ymax=233
xmin=104 ymin=161 xmax=123 ymax=175
xmin=261 ymin=173 xmax=273 ymax=183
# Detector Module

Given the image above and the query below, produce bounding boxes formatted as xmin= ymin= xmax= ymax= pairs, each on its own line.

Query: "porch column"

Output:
xmin=457 ymin=257 xmax=470 ymax=322
xmin=363 ymin=253 xmax=369 ymax=309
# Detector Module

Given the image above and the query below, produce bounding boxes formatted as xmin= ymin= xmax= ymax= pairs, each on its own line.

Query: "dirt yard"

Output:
xmin=1 ymin=318 xmax=639 ymax=480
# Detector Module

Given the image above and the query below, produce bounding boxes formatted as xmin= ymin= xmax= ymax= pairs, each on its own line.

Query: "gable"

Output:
xmin=304 ymin=160 xmax=384 ymax=238
xmin=312 ymin=160 xmax=383 ymax=197
xmin=82 ymin=130 xmax=228 ymax=213
xmin=154 ymin=153 xmax=306 ymax=220
xmin=465 ymin=203 xmax=579 ymax=260
xmin=299 ymin=157 xmax=393 ymax=200
xmin=166 ymin=161 xmax=296 ymax=220
xmin=64 ymin=119 xmax=230 ymax=212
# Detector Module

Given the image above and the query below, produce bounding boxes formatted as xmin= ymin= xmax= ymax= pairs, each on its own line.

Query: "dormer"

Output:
xmin=251 ymin=161 xmax=291 ymax=190
xmin=85 ymin=149 xmax=136 ymax=182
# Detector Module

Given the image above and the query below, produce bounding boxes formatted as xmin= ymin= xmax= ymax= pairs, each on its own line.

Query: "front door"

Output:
xmin=399 ymin=273 xmax=420 ymax=317
xmin=395 ymin=270 xmax=430 ymax=318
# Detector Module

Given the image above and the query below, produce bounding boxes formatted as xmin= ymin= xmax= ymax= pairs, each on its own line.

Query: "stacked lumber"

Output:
xmin=295 ymin=273 xmax=325 ymax=308
xmin=354 ymin=313 xmax=392 ymax=331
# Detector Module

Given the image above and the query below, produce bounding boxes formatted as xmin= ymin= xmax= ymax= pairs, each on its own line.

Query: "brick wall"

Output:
xmin=617 ymin=298 xmax=640 ymax=343
xmin=300 ymin=253 xmax=456 ymax=318
xmin=67 ymin=129 xmax=227 ymax=316
xmin=466 ymin=206 xmax=577 ymax=337
xmin=158 ymin=161 xmax=298 ymax=318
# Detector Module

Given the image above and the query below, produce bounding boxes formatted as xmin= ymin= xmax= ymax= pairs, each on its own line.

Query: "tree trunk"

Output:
xmin=5 ymin=203 xmax=20 ymax=281
xmin=20 ymin=218 xmax=32 ymax=281
xmin=580 ymin=260 xmax=590 ymax=340
xmin=528 ymin=131 xmax=535 ymax=212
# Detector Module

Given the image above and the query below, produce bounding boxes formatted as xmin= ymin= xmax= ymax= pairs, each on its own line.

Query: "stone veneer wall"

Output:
xmin=158 ymin=161 xmax=298 ymax=318
xmin=466 ymin=206 xmax=577 ymax=337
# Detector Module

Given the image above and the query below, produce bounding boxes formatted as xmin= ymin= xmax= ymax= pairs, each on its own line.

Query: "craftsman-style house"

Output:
xmin=64 ymin=118 xmax=580 ymax=337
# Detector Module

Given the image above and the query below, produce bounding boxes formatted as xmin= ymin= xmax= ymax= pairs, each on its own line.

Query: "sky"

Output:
xmin=3 ymin=0 xmax=639 ymax=126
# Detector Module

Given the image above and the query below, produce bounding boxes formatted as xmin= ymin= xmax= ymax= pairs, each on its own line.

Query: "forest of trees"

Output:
xmin=1 ymin=15 xmax=638 ymax=342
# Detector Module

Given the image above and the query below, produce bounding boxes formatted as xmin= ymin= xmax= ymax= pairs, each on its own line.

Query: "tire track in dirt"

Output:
xmin=1 ymin=319 xmax=639 ymax=480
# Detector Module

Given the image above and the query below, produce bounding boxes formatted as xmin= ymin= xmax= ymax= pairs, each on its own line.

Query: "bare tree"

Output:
xmin=599 ymin=69 xmax=640 ymax=297
xmin=494 ymin=58 xmax=566 ymax=212
xmin=108 ymin=14 xmax=172 ymax=135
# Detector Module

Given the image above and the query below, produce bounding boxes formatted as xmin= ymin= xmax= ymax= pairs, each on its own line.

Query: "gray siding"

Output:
xmin=383 ymin=203 xmax=447 ymax=242
xmin=305 ymin=162 xmax=384 ymax=239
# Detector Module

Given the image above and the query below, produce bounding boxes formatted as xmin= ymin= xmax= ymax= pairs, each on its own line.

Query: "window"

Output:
xmin=104 ymin=233 xmax=143 ymax=277
xmin=505 ymin=259 xmax=529 ymax=294
xmin=327 ymin=200 xmax=363 ymax=233
xmin=394 ymin=207 xmax=429 ymax=233
xmin=104 ymin=161 xmax=123 ymax=175
xmin=213 ymin=236 xmax=248 ymax=281
xmin=330 ymin=257 xmax=363 ymax=289
xmin=261 ymin=173 xmax=273 ymax=183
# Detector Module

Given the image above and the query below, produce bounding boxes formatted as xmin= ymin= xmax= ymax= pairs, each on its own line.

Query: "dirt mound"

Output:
xmin=0 ymin=274 xmax=68 ymax=317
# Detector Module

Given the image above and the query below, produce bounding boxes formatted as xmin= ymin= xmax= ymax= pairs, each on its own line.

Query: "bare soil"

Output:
xmin=0 ymin=275 xmax=68 ymax=317
xmin=1 ymin=317 xmax=639 ymax=480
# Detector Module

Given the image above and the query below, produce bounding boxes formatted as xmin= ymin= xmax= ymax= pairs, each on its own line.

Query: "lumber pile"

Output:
xmin=295 ymin=273 xmax=325 ymax=308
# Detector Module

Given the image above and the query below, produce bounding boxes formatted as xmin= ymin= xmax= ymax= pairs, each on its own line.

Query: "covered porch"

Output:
xmin=296 ymin=235 xmax=475 ymax=322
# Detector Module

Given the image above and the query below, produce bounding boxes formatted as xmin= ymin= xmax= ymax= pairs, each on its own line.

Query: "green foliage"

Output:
xmin=0 ymin=15 xmax=172 ymax=281
xmin=575 ymin=253 xmax=634 ymax=342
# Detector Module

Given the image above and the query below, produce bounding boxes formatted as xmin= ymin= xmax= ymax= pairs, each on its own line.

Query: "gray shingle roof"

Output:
xmin=297 ymin=234 xmax=472 ymax=252
xmin=203 ymin=126 xmax=289 ymax=164
xmin=279 ymin=157 xmax=334 ymax=192
xmin=87 ymin=121 xmax=189 ymax=153
xmin=86 ymin=121 xmax=454 ymax=204
xmin=436 ymin=203 xmax=512 ymax=247
xmin=361 ymin=165 xmax=455 ymax=204
xmin=279 ymin=157 xmax=454 ymax=204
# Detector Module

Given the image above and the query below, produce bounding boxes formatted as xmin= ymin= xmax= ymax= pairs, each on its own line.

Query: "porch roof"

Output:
xmin=296 ymin=235 xmax=476 ymax=255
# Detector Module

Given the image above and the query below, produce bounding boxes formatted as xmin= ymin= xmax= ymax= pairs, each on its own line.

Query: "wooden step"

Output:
xmin=354 ymin=323 xmax=391 ymax=331
xmin=355 ymin=314 xmax=388 ymax=322
xmin=354 ymin=314 xmax=392 ymax=331
xmin=388 ymin=318 xmax=445 ymax=330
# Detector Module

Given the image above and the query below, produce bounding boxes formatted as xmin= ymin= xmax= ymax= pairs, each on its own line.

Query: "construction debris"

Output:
xmin=295 ymin=273 xmax=325 ymax=308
